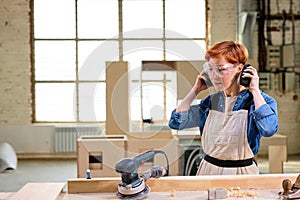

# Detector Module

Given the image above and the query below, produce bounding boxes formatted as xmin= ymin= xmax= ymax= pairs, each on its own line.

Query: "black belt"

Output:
xmin=204 ymin=155 xmax=255 ymax=168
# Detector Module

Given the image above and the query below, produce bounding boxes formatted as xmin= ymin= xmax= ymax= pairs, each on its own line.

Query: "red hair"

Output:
xmin=205 ymin=41 xmax=248 ymax=64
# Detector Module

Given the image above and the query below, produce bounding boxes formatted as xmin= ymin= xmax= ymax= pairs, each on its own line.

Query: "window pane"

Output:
xmin=33 ymin=0 xmax=207 ymax=123
xmin=77 ymin=0 xmax=118 ymax=38
xmin=142 ymin=84 xmax=164 ymax=120
xmin=79 ymin=83 xmax=106 ymax=121
xmin=130 ymin=82 xmax=142 ymax=121
xmin=35 ymin=41 xmax=76 ymax=81
xmin=123 ymin=40 xmax=163 ymax=77
xmin=123 ymin=0 xmax=163 ymax=38
xmin=165 ymin=0 xmax=206 ymax=38
xmin=34 ymin=0 xmax=75 ymax=38
xmin=166 ymin=72 xmax=177 ymax=119
xmin=35 ymin=83 xmax=76 ymax=121
xmin=78 ymin=41 xmax=119 ymax=81
xmin=130 ymin=72 xmax=177 ymax=122
xmin=165 ymin=40 xmax=206 ymax=60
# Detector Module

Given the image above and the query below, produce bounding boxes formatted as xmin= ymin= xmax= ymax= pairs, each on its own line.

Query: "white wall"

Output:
xmin=0 ymin=125 xmax=55 ymax=154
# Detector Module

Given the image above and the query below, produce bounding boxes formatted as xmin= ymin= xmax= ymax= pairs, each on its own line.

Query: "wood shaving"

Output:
xmin=227 ymin=191 xmax=256 ymax=198
xmin=226 ymin=187 xmax=257 ymax=198
xmin=170 ymin=189 xmax=176 ymax=197
xmin=227 ymin=186 xmax=240 ymax=191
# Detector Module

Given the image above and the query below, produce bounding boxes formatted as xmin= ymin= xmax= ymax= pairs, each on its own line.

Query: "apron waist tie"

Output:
xmin=204 ymin=155 xmax=255 ymax=168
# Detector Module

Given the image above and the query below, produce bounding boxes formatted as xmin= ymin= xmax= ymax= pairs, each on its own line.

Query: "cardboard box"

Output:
xmin=126 ymin=131 xmax=179 ymax=176
xmin=77 ymin=135 xmax=127 ymax=178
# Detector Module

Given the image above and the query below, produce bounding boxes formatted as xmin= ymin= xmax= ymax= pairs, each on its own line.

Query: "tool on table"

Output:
xmin=208 ymin=188 xmax=227 ymax=199
xmin=278 ymin=174 xmax=300 ymax=199
xmin=86 ymin=169 xmax=91 ymax=179
xmin=115 ymin=150 xmax=169 ymax=199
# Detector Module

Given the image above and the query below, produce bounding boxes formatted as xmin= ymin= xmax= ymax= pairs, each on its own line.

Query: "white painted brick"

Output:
xmin=0 ymin=0 xmax=31 ymax=124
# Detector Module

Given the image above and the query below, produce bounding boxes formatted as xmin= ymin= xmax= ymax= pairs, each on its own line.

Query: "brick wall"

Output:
xmin=0 ymin=0 xmax=31 ymax=124
xmin=207 ymin=0 xmax=237 ymax=46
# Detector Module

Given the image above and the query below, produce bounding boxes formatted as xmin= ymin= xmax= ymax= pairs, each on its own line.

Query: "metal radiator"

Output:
xmin=54 ymin=125 xmax=103 ymax=152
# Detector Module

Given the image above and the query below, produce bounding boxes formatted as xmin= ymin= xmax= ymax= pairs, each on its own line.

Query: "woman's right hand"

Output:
xmin=193 ymin=71 xmax=209 ymax=95
xmin=176 ymin=70 xmax=210 ymax=112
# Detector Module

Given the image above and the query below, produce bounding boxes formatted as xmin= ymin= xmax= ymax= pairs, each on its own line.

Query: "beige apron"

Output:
xmin=196 ymin=96 xmax=259 ymax=175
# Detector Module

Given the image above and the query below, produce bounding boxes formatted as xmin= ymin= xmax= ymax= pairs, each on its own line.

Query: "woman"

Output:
xmin=169 ymin=41 xmax=278 ymax=175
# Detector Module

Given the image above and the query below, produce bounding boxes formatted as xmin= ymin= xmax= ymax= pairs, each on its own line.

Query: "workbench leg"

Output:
xmin=268 ymin=145 xmax=287 ymax=174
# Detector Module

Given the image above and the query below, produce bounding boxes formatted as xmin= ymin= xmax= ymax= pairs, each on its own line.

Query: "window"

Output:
xmin=32 ymin=0 xmax=207 ymax=123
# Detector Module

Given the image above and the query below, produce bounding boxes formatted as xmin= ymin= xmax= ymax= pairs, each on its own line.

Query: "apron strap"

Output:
xmin=204 ymin=155 xmax=255 ymax=168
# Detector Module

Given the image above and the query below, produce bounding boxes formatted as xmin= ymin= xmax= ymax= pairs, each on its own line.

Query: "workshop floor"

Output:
xmin=0 ymin=155 xmax=299 ymax=193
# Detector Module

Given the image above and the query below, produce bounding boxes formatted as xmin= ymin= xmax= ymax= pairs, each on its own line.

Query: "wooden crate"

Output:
xmin=77 ymin=135 xmax=127 ymax=178
xmin=126 ymin=131 xmax=179 ymax=176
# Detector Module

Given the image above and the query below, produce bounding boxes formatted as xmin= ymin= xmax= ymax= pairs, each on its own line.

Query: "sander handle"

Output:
xmin=133 ymin=150 xmax=156 ymax=168
xmin=115 ymin=150 xmax=156 ymax=174
xmin=141 ymin=165 xmax=167 ymax=181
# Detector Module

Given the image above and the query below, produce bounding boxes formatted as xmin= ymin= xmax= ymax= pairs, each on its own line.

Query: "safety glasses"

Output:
xmin=203 ymin=62 xmax=239 ymax=77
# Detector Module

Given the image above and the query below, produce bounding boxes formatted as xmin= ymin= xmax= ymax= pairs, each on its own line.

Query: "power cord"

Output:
xmin=152 ymin=150 xmax=170 ymax=176
xmin=184 ymin=147 xmax=204 ymax=176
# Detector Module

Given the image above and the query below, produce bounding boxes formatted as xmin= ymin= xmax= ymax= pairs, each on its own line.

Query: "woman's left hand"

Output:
xmin=243 ymin=66 xmax=267 ymax=109
xmin=242 ymin=66 xmax=260 ymax=93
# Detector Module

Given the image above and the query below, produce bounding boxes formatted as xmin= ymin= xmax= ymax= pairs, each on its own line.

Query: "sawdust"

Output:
xmin=227 ymin=187 xmax=257 ymax=198
xmin=170 ymin=189 xmax=176 ymax=197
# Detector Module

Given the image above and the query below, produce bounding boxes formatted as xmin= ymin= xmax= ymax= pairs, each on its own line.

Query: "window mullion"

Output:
xmin=163 ymin=0 xmax=166 ymax=60
xmin=119 ymin=0 xmax=123 ymax=61
xmin=75 ymin=0 xmax=79 ymax=122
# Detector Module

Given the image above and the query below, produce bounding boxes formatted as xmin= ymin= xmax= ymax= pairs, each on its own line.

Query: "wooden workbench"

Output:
xmin=4 ymin=173 xmax=298 ymax=200
xmin=59 ymin=190 xmax=280 ymax=199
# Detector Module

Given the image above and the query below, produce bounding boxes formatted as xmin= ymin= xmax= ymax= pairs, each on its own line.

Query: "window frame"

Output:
xmin=30 ymin=0 xmax=208 ymax=123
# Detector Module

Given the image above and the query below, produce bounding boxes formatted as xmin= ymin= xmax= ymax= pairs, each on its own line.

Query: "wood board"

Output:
xmin=9 ymin=183 xmax=65 ymax=200
xmin=67 ymin=173 xmax=298 ymax=194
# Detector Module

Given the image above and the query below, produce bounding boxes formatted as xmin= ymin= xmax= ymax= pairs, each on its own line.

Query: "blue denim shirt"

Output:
xmin=169 ymin=90 xmax=278 ymax=155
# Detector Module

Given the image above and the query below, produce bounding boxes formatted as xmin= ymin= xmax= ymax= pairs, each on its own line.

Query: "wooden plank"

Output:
xmin=67 ymin=178 xmax=120 ymax=194
xmin=106 ymin=61 xmax=129 ymax=134
xmin=142 ymin=61 xmax=176 ymax=71
xmin=260 ymin=134 xmax=288 ymax=174
xmin=67 ymin=174 xmax=298 ymax=194
xmin=269 ymin=145 xmax=287 ymax=173
xmin=260 ymin=134 xmax=287 ymax=146
xmin=10 ymin=183 xmax=65 ymax=200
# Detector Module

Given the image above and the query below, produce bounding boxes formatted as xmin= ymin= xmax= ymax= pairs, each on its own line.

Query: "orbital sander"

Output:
xmin=115 ymin=150 xmax=169 ymax=199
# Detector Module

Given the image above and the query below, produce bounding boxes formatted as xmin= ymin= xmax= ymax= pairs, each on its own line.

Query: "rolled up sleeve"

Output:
xmin=169 ymin=105 xmax=200 ymax=130
xmin=251 ymin=102 xmax=278 ymax=137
